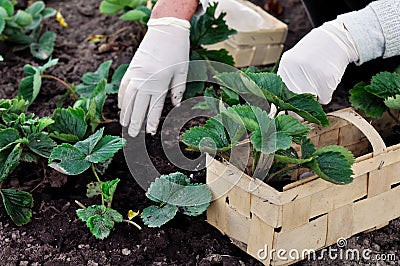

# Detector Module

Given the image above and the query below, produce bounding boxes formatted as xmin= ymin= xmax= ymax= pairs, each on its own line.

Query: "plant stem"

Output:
xmin=91 ymin=164 xmax=104 ymax=206
xmin=387 ymin=109 xmax=400 ymax=124
xmin=265 ymin=164 xmax=300 ymax=183
xmin=123 ymin=219 xmax=142 ymax=230
xmin=41 ymin=74 xmax=78 ymax=100
xmin=252 ymin=150 xmax=261 ymax=175
xmin=75 ymin=200 xmax=87 ymax=209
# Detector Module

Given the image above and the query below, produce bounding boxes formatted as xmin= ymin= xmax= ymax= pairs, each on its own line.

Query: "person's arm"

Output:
xmin=337 ymin=0 xmax=400 ymax=64
xmin=277 ymin=0 xmax=400 ymax=105
xmin=151 ymin=0 xmax=199 ymax=20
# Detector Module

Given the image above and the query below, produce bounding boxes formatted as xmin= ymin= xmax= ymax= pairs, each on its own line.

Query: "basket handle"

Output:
xmin=328 ymin=108 xmax=387 ymax=157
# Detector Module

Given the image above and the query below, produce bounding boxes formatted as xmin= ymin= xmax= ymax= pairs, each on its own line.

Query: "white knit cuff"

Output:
xmin=369 ymin=0 xmax=400 ymax=59
xmin=337 ymin=6 xmax=384 ymax=65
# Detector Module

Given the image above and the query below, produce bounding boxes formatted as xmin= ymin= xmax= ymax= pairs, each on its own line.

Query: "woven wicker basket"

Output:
xmin=206 ymin=108 xmax=400 ymax=265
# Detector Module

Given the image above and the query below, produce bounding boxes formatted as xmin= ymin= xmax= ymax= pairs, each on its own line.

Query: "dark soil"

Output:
xmin=0 ymin=0 xmax=399 ymax=266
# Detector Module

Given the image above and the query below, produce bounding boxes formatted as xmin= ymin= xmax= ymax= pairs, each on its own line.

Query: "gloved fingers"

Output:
xmin=127 ymin=92 xmax=151 ymax=138
xmin=118 ymin=68 xmax=134 ymax=109
xmin=119 ymin=78 xmax=138 ymax=128
xmin=170 ymin=64 xmax=188 ymax=107
xmin=146 ymin=93 xmax=167 ymax=135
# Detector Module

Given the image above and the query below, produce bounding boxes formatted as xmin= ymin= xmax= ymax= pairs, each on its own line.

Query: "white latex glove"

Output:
xmin=119 ymin=17 xmax=190 ymax=137
xmin=277 ymin=19 xmax=359 ymax=104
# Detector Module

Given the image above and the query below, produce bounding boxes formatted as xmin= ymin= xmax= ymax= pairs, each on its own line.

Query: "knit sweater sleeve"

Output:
xmin=337 ymin=0 xmax=400 ymax=65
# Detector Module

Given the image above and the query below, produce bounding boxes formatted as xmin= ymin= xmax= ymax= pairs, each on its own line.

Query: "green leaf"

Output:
xmin=20 ymin=152 xmax=38 ymax=163
xmin=76 ymin=205 xmax=123 ymax=240
xmin=41 ymin=7 xmax=56 ymax=18
xmin=30 ymin=31 xmax=56 ymax=60
xmin=134 ymin=6 xmax=151 ymax=23
xmin=146 ymin=173 xmax=212 ymax=207
xmin=285 ymin=94 xmax=329 ymax=126
xmin=74 ymin=128 xmax=104 ymax=156
xmin=215 ymin=71 xmax=256 ymax=96
xmin=48 ymin=107 xmax=87 ymax=141
xmin=141 ymin=205 xmax=179 ymax=228
xmin=38 ymin=58 xmax=59 ymax=73
xmin=384 ymin=95 xmax=400 ymax=110
xmin=99 ymin=1 xmax=124 ymax=15
xmin=306 ymin=152 xmax=353 ymax=184
xmin=35 ymin=116 xmax=54 ymax=132
xmin=106 ymin=63 xmax=128 ymax=94
xmin=251 ymin=129 xmax=290 ymax=154
xmin=349 ymin=82 xmax=387 ymax=118
xmin=275 ymin=115 xmax=312 ymax=142
xmin=86 ymin=135 xmax=126 ymax=163
xmin=190 ymin=2 xmax=236 ymax=46
xmin=366 ymin=71 xmax=400 ymax=99
xmin=18 ymin=71 xmax=42 ymax=104
xmin=14 ymin=10 xmax=33 ymax=27
xmin=87 ymin=79 xmax=107 ymax=132
xmin=249 ymin=107 xmax=291 ymax=154
xmin=77 ymin=61 xmax=112 ymax=97
xmin=119 ymin=9 xmax=146 ymax=21
xmin=0 ymin=144 xmax=22 ymax=182
xmin=1 ymin=189 xmax=33 ymax=226
xmin=222 ymin=104 xmax=259 ymax=132
xmin=0 ymin=0 xmax=14 ymax=16
xmin=86 ymin=182 xmax=101 ymax=198
xmin=313 ymin=145 xmax=355 ymax=165
xmin=27 ymin=132 xmax=56 ymax=158
xmin=181 ymin=203 xmax=210 ymax=216
xmin=245 ymin=72 xmax=284 ymax=98
xmin=181 ymin=116 xmax=233 ymax=153
xmin=25 ymin=1 xmax=45 ymax=16
xmin=0 ymin=16 xmax=5 ymax=35
xmin=0 ymin=128 xmax=20 ymax=150
xmin=48 ymin=144 xmax=90 ymax=175
xmin=101 ymin=178 xmax=120 ymax=203
xmin=191 ymin=48 xmax=235 ymax=66
xmin=300 ymin=138 xmax=315 ymax=159
xmin=23 ymin=64 xmax=36 ymax=76
xmin=24 ymin=14 xmax=42 ymax=31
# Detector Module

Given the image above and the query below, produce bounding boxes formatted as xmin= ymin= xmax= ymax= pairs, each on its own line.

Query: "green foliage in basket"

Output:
xmin=182 ymin=71 xmax=355 ymax=185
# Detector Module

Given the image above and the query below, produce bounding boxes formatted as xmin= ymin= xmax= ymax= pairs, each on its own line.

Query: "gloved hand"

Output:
xmin=118 ymin=17 xmax=190 ymax=137
xmin=277 ymin=19 xmax=359 ymax=104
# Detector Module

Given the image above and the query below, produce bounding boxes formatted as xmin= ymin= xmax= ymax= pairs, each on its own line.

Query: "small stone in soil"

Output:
xmin=122 ymin=248 xmax=131 ymax=256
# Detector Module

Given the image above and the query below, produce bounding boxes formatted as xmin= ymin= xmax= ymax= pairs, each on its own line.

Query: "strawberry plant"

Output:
xmin=141 ymin=172 xmax=212 ymax=227
xmin=0 ymin=0 xmax=56 ymax=60
xmin=17 ymin=58 xmax=76 ymax=105
xmin=17 ymin=59 xmax=128 ymax=132
xmin=349 ymin=65 xmax=400 ymax=133
xmin=0 ymin=98 xmax=56 ymax=225
xmin=182 ymin=71 xmax=355 ymax=185
xmin=0 ymin=56 xmax=131 ymax=231
xmin=47 ymin=127 xmax=141 ymax=239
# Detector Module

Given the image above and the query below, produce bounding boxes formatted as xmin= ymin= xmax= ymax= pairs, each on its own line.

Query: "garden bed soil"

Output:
xmin=0 ymin=0 xmax=399 ymax=265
